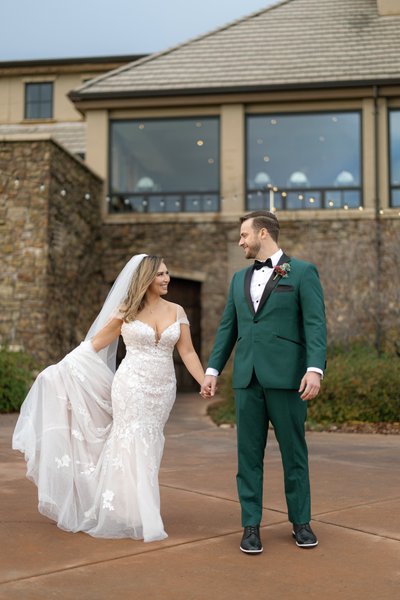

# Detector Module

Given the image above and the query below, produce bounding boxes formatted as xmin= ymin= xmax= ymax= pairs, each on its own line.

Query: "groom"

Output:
xmin=201 ymin=210 xmax=326 ymax=554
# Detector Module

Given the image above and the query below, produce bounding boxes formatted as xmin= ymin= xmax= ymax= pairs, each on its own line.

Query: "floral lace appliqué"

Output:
xmin=55 ymin=454 xmax=71 ymax=469
xmin=72 ymin=429 xmax=84 ymax=441
xmin=102 ymin=489 xmax=115 ymax=511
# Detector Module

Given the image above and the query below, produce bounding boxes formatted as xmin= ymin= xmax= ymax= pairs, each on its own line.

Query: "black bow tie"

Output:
xmin=254 ymin=258 xmax=273 ymax=270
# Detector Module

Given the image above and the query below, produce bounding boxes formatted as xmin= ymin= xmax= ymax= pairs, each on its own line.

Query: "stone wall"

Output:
xmin=0 ymin=138 xmax=103 ymax=364
xmin=1 ymin=143 xmax=399 ymax=371
xmin=279 ymin=215 xmax=400 ymax=351
xmin=102 ymin=214 xmax=400 ymax=362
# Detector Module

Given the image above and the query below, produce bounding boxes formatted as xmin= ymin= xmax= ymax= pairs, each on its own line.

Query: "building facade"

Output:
xmin=1 ymin=0 xmax=400 ymax=388
xmin=0 ymin=54 xmax=145 ymax=156
xmin=70 ymin=0 xmax=400 ymax=361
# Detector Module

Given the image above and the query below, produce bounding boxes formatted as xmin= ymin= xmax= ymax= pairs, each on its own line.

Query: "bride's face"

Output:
xmin=148 ymin=262 xmax=170 ymax=297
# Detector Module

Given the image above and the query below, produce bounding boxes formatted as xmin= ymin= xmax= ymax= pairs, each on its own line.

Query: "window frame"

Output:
xmin=388 ymin=108 xmax=400 ymax=208
xmin=24 ymin=81 xmax=54 ymax=120
xmin=107 ymin=116 xmax=221 ymax=213
xmin=245 ymin=110 xmax=363 ymax=211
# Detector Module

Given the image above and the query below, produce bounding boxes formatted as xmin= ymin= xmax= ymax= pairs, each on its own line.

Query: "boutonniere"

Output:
xmin=273 ymin=263 xmax=291 ymax=280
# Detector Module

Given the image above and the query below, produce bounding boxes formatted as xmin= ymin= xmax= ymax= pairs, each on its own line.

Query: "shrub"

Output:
xmin=309 ymin=344 xmax=400 ymax=424
xmin=208 ymin=344 xmax=400 ymax=426
xmin=0 ymin=348 xmax=39 ymax=413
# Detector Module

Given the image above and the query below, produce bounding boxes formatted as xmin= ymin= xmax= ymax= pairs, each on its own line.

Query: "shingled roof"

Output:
xmin=71 ymin=0 xmax=400 ymax=100
xmin=0 ymin=122 xmax=86 ymax=155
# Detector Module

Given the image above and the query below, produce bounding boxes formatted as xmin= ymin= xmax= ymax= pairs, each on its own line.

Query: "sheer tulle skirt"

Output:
xmin=12 ymin=340 xmax=171 ymax=542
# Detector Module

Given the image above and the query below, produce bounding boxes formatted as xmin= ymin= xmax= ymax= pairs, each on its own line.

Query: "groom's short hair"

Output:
xmin=240 ymin=210 xmax=280 ymax=243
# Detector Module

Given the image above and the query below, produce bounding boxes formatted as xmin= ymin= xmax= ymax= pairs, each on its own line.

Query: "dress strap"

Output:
xmin=176 ymin=304 xmax=190 ymax=326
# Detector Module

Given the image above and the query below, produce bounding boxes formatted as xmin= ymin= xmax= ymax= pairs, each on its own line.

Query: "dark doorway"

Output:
xmin=116 ymin=277 xmax=202 ymax=392
xmin=167 ymin=277 xmax=202 ymax=392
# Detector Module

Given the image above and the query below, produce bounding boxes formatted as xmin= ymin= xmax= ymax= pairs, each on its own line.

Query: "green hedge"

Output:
xmin=208 ymin=345 xmax=400 ymax=426
xmin=309 ymin=345 xmax=400 ymax=424
xmin=0 ymin=348 xmax=39 ymax=413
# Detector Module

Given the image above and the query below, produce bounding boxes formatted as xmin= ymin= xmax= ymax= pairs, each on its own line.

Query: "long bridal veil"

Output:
xmin=85 ymin=253 xmax=147 ymax=371
xmin=12 ymin=254 xmax=147 ymax=533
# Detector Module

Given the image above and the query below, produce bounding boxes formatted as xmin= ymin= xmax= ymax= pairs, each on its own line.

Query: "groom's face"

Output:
xmin=239 ymin=219 xmax=262 ymax=259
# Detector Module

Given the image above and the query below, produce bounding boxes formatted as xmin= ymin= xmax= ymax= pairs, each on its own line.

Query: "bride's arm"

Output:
xmin=175 ymin=324 xmax=205 ymax=386
xmin=91 ymin=318 xmax=122 ymax=352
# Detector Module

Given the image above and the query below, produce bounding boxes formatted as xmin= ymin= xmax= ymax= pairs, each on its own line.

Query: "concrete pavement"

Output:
xmin=1 ymin=394 xmax=399 ymax=599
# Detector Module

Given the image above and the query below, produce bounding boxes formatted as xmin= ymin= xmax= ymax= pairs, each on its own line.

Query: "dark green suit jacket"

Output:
xmin=207 ymin=254 xmax=327 ymax=390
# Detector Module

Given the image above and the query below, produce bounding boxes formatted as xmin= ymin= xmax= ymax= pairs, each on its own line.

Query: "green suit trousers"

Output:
xmin=234 ymin=373 xmax=311 ymax=526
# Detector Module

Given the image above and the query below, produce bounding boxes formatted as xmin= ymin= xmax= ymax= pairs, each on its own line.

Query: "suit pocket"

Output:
xmin=275 ymin=334 xmax=303 ymax=346
xmin=273 ymin=285 xmax=294 ymax=293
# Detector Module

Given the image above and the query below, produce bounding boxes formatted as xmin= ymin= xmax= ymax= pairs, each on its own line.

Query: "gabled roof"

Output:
xmin=71 ymin=0 xmax=400 ymax=101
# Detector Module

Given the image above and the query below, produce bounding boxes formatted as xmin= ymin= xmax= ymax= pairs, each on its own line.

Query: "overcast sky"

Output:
xmin=0 ymin=0 xmax=277 ymax=61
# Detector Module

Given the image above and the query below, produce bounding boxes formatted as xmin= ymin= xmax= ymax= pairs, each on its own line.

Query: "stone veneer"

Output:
xmin=0 ymin=139 xmax=103 ymax=365
xmin=1 ymin=140 xmax=399 ymax=369
xmin=102 ymin=213 xmax=400 ymax=361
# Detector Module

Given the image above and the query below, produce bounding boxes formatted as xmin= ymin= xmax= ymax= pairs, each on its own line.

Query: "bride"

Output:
xmin=12 ymin=254 xmax=206 ymax=542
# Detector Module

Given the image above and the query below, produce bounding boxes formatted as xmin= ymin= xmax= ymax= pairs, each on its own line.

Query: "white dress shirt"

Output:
xmin=206 ymin=249 xmax=323 ymax=378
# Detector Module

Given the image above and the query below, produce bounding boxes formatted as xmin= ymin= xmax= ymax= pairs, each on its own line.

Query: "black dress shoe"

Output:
xmin=292 ymin=523 xmax=318 ymax=548
xmin=240 ymin=525 xmax=263 ymax=554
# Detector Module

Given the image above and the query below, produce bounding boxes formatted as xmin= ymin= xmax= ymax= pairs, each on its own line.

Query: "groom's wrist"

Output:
xmin=205 ymin=367 xmax=219 ymax=377
xmin=307 ymin=367 xmax=323 ymax=379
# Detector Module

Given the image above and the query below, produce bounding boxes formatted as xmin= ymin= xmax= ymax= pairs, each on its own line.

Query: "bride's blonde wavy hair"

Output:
xmin=122 ymin=255 xmax=164 ymax=322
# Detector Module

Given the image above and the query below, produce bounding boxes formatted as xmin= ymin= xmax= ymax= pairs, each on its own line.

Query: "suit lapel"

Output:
xmin=244 ymin=266 xmax=255 ymax=316
xmin=256 ymin=252 xmax=291 ymax=314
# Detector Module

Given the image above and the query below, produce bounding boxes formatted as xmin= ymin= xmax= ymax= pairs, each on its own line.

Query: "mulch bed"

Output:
xmin=307 ymin=422 xmax=400 ymax=435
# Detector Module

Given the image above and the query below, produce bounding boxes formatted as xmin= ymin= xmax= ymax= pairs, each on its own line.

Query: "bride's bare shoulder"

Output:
xmin=163 ymin=300 xmax=180 ymax=311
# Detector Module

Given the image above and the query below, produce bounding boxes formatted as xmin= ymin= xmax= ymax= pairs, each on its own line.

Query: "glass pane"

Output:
xmin=109 ymin=195 xmax=126 ymax=212
xmin=186 ymin=195 xmax=203 ymax=212
xmin=25 ymin=103 xmax=39 ymax=119
xmin=343 ymin=190 xmax=361 ymax=208
xmin=38 ymin=101 xmax=52 ymax=119
xmin=389 ymin=111 xmax=400 ymax=185
xmin=127 ymin=196 xmax=146 ymax=212
xmin=26 ymin=83 xmax=40 ymax=102
xmin=274 ymin=193 xmax=283 ymax=211
xmin=246 ymin=112 xmax=361 ymax=210
xmin=110 ymin=118 xmax=219 ymax=198
xmin=389 ymin=111 xmax=400 ymax=207
xmin=304 ymin=191 xmax=321 ymax=209
xmin=247 ymin=192 xmax=264 ymax=211
xmin=202 ymin=194 xmax=219 ymax=211
xmin=286 ymin=192 xmax=305 ymax=210
xmin=325 ymin=191 xmax=342 ymax=208
xmin=391 ymin=189 xmax=400 ymax=207
xmin=148 ymin=195 xmax=166 ymax=212
xmin=39 ymin=83 xmax=53 ymax=102
xmin=164 ymin=196 xmax=182 ymax=212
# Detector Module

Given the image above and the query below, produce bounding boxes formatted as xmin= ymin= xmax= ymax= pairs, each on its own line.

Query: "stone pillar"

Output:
xmin=0 ymin=138 xmax=104 ymax=365
xmin=220 ymin=104 xmax=245 ymax=214
xmin=362 ymin=98 xmax=376 ymax=210
xmin=377 ymin=0 xmax=400 ymax=16
xmin=85 ymin=109 xmax=108 ymax=215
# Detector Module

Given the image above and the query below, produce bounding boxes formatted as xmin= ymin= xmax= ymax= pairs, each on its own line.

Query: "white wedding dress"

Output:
xmin=12 ymin=305 xmax=189 ymax=542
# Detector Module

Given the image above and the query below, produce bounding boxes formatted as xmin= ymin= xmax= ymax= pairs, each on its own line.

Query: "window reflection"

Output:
xmin=109 ymin=118 xmax=220 ymax=213
xmin=389 ymin=111 xmax=400 ymax=207
xmin=246 ymin=112 xmax=361 ymax=210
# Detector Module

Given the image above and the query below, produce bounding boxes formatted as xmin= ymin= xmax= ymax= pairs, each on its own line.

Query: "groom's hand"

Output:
xmin=299 ymin=371 xmax=321 ymax=401
xmin=201 ymin=375 xmax=217 ymax=398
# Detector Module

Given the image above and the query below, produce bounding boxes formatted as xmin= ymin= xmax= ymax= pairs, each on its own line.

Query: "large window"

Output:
xmin=246 ymin=112 xmax=362 ymax=211
xmin=389 ymin=110 xmax=400 ymax=207
xmin=24 ymin=82 xmax=53 ymax=119
xmin=109 ymin=118 xmax=220 ymax=213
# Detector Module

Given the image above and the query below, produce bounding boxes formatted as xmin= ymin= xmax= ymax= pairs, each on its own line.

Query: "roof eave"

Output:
xmin=0 ymin=54 xmax=148 ymax=69
xmin=69 ymin=77 xmax=400 ymax=104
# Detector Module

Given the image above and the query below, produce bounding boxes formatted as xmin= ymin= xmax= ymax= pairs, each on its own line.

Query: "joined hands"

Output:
xmin=200 ymin=375 xmax=217 ymax=399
